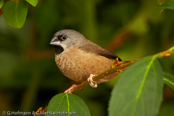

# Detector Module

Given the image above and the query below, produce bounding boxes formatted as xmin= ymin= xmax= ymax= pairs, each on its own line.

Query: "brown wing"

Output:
xmin=79 ymin=40 xmax=121 ymax=61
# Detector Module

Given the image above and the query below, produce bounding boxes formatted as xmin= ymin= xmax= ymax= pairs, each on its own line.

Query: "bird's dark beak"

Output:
xmin=50 ymin=37 xmax=61 ymax=46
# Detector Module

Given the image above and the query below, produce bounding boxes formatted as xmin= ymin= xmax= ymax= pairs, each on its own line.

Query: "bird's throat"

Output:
xmin=54 ymin=46 xmax=64 ymax=55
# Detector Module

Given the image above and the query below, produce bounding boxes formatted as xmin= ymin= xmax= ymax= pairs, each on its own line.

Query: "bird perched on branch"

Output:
xmin=50 ymin=29 xmax=121 ymax=92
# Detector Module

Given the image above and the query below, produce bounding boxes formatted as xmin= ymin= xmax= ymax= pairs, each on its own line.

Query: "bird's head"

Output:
xmin=50 ymin=29 xmax=86 ymax=54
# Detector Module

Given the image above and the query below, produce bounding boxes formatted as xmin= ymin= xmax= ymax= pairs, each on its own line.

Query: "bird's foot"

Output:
xmin=64 ymin=84 xmax=78 ymax=93
xmin=87 ymin=74 xmax=98 ymax=88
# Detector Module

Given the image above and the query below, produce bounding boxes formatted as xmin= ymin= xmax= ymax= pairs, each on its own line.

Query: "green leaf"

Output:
xmin=2 ymin=0 xmax=28 ymax=28
xmin=109 ymin=56 xmax=163 ymax=116
xmin=158 ymin=0 xmax=174 ymax=10
xmin=47 ymin=93 xmax=91 ymax=116
xmin=0 ymin=0 xmax=4 ymax=9
xmin=168 ymin=46 xmax=174 ymax=51
xmin=25 ymin=0 xmax=38 ymax=7
xmin=163 ymin=72 xmax=174 ymax=90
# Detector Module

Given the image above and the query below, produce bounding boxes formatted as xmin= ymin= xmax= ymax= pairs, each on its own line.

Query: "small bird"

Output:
xmin=50 ymin=29 xmax=121 ymax=91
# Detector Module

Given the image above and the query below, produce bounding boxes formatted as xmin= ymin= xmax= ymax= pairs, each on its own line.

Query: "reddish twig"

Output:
xmin=106 ymin=29 xmax=130 ymax=52
xmin=34 ymin=47 xmax=174 ymax=116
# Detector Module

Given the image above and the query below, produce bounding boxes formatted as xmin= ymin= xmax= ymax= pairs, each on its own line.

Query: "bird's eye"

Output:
xmin=57 ymin=35 xmax=67 ymax=41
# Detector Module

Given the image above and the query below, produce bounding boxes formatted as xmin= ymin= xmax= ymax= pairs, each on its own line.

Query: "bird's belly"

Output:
xmin=55 ymin=48 xmax=117 ymax=83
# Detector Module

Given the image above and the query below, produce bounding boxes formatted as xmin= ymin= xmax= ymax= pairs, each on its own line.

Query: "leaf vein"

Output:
xmin=132 ymin=57 xmax=156 ymax=116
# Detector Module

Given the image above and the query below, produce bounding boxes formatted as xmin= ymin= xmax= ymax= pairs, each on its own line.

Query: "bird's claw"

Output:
xmin=87 ymin=74 xmax=98 ymax=88
xmin=64 ymin=84 xmax=78 ymax=93
xmin=64 ymin=89 xmax=72 ymax=94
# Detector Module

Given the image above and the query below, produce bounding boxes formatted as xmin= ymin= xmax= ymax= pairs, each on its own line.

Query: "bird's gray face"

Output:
xmin=50 ymin=29 xmax=86 ymax=54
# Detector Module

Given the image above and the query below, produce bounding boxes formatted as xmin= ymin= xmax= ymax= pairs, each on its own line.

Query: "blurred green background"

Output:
xmin=0 ymin=0 xmax=174 ymax=116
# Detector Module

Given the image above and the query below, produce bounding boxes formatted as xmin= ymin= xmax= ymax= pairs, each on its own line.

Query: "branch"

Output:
xmin=34 ymin=106 xmax=48 ymax=116
xmin=69 ymin=46 xmax=174 ymax=94
xmin=106 ymin=28 xmax=130 ymax=52
xmin=33 ymin=46 xmax=174 ymax=116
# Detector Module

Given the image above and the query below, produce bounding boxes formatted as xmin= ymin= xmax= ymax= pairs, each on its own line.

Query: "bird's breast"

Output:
xmin=55 ymin=46 xmax=117 ymax=83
